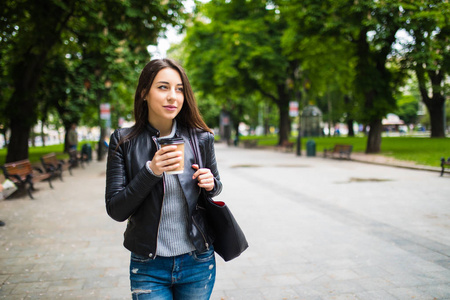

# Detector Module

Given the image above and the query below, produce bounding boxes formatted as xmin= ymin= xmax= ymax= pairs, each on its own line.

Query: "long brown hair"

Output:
xmin=119 ymin=58 xmax=212 ymax=146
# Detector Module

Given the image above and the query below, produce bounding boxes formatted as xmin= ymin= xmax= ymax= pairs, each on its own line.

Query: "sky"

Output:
xmin=147 ymin=0 xmax=197 ymax=58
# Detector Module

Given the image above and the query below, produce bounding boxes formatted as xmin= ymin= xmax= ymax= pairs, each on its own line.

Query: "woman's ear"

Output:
xmin=141 ymin=90 xmax=147 ymax=101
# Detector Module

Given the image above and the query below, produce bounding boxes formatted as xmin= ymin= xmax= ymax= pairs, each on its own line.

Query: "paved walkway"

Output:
xmin=1 ymin=144 xmax=449 ymax=299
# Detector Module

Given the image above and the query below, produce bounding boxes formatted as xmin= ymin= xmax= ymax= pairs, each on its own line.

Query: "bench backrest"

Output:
xmin=69 ymin=149 xmax=78 ymax=158
xmin=41 ymin=153 xmax=58 ymax=165
xmin=334 ymin=144 xmax=353 ymax=152
xmin=3 ymin=159 xmax=33 ymax=178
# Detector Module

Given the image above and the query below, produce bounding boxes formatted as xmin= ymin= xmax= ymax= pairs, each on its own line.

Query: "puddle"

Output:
xmin=230 ymin=164 xmax=262 ymax=168
xmin=336 ymin=177 xmax=393 ymax=183
xmin=230 ymin=164 xmax=309 ymax=168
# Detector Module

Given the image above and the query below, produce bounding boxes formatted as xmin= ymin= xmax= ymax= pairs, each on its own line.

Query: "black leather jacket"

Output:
xmin=105 ymin=123 xmax=222 ymax=258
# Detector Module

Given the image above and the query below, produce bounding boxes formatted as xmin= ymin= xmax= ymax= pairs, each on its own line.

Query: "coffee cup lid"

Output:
xmin=158 ymin=137 xmax=184 ymax=145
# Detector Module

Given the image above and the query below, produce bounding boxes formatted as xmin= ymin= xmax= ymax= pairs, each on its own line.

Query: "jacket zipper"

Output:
xmin=192 ymin=211 xmax=209 ymax=250
xmin=152 ymin=135 xmax=164 ymax=259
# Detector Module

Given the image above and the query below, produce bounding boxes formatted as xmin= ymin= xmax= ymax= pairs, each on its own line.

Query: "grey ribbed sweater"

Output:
xmin=146 ymin=120 xmax=196 ymax=257
xmin=156 ymin=173 xmax=196 ymax=256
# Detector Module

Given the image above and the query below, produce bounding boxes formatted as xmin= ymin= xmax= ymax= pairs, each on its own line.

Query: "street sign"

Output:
xmin=100 ymin=103 xmax=111 ymax=120
xmin=289 ymin=101 xmax=299 ymax=117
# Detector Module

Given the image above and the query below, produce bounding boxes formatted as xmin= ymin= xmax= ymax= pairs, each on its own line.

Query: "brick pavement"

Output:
xmin=1 ymin=144 xmax=450 ymax=299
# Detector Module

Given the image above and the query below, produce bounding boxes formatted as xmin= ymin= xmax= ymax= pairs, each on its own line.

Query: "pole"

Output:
xmin=296 ymin=115 xmax=302 ymax=156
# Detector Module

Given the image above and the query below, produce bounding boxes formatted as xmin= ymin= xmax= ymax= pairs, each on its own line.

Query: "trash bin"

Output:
xmin=81 ymin=143 xmax=92 ymax=162
xmin=306 ymin=140 xmax=316 ymax=157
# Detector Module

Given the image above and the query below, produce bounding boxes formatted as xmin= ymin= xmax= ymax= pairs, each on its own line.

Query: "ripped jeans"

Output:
xmin=129 ymin=248 xmax=216 ymax=300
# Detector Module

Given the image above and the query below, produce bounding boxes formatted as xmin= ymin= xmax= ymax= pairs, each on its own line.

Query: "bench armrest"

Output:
xmin=8 ymin=174 xmax=23 ymax=183
xmin=33 ymin=167 xmax=45 ymax=174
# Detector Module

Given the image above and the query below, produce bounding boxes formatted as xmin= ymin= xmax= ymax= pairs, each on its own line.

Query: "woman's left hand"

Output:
xmin=192 ymin=164 xmax=215 ymax=191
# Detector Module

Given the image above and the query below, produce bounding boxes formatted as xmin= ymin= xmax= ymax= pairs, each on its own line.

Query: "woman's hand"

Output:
xmin=149 ymin=146 xmax=183 ymax=176
xmin=192 ymin=164 xmax=215 ymax=191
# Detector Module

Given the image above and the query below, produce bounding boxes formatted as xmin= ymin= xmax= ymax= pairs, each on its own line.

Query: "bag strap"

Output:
xmin=189 ymin=128 xmax=208 ymax=203
xmin=189 ymin=127 xmax=203 ymax=168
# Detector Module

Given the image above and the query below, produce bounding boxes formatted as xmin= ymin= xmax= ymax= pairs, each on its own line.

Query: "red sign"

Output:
xmin=289 ymin=101 xmax=298 ymax=117
xmin=100 ymin=103 xmax=111 ymax=120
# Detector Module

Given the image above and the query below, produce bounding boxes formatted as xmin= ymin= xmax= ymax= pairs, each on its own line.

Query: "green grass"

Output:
xmin=240 ymin=135 xmax=450 ymax=167
xmin=0 ymin=142 xmax=96 ymax=166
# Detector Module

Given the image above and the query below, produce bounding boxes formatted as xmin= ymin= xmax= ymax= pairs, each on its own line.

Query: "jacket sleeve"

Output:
xmin=105 ymin=130 xmax=162 ymax=222
xmin=204 ymin=132 xmax=222 ymax=198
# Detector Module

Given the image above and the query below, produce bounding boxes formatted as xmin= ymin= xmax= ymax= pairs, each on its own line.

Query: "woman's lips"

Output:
xmin=164 ymin=105 xmax=177 ymax=111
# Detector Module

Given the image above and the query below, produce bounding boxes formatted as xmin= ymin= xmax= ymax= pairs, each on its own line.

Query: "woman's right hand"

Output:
xmin=148 ymin=146 xmax=182 ymax=176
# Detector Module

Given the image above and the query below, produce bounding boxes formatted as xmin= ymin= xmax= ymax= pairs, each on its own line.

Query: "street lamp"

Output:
xmin=98 ymin=79 xmax=112 ymax=161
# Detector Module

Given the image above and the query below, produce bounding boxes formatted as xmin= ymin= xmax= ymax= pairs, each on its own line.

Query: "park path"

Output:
xmin=1 ymin=143 xmax=450 ymax=299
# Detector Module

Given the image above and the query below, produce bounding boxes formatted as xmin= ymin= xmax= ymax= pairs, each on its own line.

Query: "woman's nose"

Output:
xmin=167 ymin=88 xmax=177 ymax=100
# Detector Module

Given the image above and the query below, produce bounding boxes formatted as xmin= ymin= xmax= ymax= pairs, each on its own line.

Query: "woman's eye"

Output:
xmin=158 ymin=85 xmax=168 ymax=90
xmin=177 ymin=87 xmax=184 ymax=92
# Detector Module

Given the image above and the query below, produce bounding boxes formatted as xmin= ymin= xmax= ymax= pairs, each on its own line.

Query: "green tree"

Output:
xmin=1 ymin=0 xmax=184 ymax=162
xmin=396 ymin=94 xmax=419 ymax=125
xmin=401 ymin=0 xmax=449 ymax=137
xmin=183 ymin=0 xmax=294 ymax=145
xmin=281 ymin=30 xmax=357 ymax=136
xmin=281 ymin=0 xmax=403 ymax=153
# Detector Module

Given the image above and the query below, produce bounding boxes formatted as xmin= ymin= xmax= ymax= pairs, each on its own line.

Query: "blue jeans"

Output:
xmin=129 ymin=248 xmax=216 ymax=300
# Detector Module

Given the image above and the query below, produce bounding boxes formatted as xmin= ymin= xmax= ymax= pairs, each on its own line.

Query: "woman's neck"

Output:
xmin=151 ymin=120 xmax=174 ymax=137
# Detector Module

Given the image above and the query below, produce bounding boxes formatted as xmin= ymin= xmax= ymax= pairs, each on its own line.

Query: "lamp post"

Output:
xmin=98 ymin=79 xmax=112 ymax=161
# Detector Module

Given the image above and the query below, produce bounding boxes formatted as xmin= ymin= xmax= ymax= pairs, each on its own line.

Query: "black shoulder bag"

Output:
xmin=189 ymin=128 xmax=249 ymax=262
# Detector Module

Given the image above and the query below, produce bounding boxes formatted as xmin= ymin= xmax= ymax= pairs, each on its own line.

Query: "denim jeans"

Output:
xmin=129 ymin=248 xmax=216 ymax=300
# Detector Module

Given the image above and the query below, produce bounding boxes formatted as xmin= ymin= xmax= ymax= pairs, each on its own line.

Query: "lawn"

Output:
xmin=0 ymin=142 xmax=97 ymax=166
xmin=240 ymin=135 xmax=450 ymax=167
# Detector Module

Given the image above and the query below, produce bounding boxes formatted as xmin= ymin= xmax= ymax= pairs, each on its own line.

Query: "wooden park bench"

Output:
xmin=242 ymin=140 xmax=258 ymax=149
xmin=40 ymin=152 xmax=68 ymax=179
xmin=1 ymin=159 xmax=53 ymax=199
xmin=441 ymin=157 xmax=450 ymax=177
xmin=277 ymin=141 xmax=294 ymax=152
xmin=323 ymin=144 xmax=353 ymax=159
xmin=68 ymin=149 xmax=85 ymax=170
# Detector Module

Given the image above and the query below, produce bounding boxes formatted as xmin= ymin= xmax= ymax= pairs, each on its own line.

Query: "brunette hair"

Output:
xmin=119 ymin=58 xmax=212 ymax=145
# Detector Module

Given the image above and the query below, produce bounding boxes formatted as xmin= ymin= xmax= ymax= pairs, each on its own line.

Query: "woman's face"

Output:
xmin=146 ymin=67 xmax=184 ymax=127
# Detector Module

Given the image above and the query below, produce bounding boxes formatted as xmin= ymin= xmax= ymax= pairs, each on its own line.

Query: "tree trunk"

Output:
xmin=415 ymin=61 xmax=446 ymax=138
xmin=327 ymin=93 xmax=333 ymax=137
xmin=64 ymin=124 xmax=70 ymax=153
xmin=98 ymin=127 xmax=107 ymax=161
xmin=277 ymin=84 xmax=290 ymax=146
xmin=427 ymin=99 xmax=446 ymax=137
xmin=41 ymin=121 xmax=46 ymax=147
xmin=365 ymin=118 xmax=382 ymax=153
xmin=6 ymin=118 xmax=30 ymax=162
xmin=278 ymin=102 xmax=290 ymax=145
xmin=30 ymin=130 xmax=36 ymax=147
xmin=6 ymin=52 xmax=46 ymax=162
xmin=347 ymin=119 xmax=355 ymax=137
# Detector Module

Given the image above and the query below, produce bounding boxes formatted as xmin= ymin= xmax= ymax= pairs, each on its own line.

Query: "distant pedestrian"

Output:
xmin=0 ymin=180 xmax=17 ymax=226
xmin=105 ymin=58 xmax=222 ymax=299
xmin=67 ymin=123 xmax=78 ymax=151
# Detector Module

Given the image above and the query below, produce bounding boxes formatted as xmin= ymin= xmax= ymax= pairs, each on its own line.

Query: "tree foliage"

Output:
xmin=183 ymin=0 xmax=294 ymax=145
xmin=280 ymin=0 xmax=405 ymax=153
xmin=0 ymin=0 xmax=184 ymax=162
xmin=400 ymin=0 xmax=449 ymax=137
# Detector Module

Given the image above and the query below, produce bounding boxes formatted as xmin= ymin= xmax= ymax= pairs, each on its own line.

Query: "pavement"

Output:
xmin=1 ymin=144 xmax=449 ymax=299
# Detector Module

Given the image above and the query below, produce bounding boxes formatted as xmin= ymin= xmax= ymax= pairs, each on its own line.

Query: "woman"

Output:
xmin=105 ymin=58 xmax=222 ymax=299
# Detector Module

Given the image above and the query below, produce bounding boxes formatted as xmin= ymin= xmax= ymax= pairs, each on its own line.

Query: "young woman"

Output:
xmin=105 ymin=58 xmax=222 ymax=299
